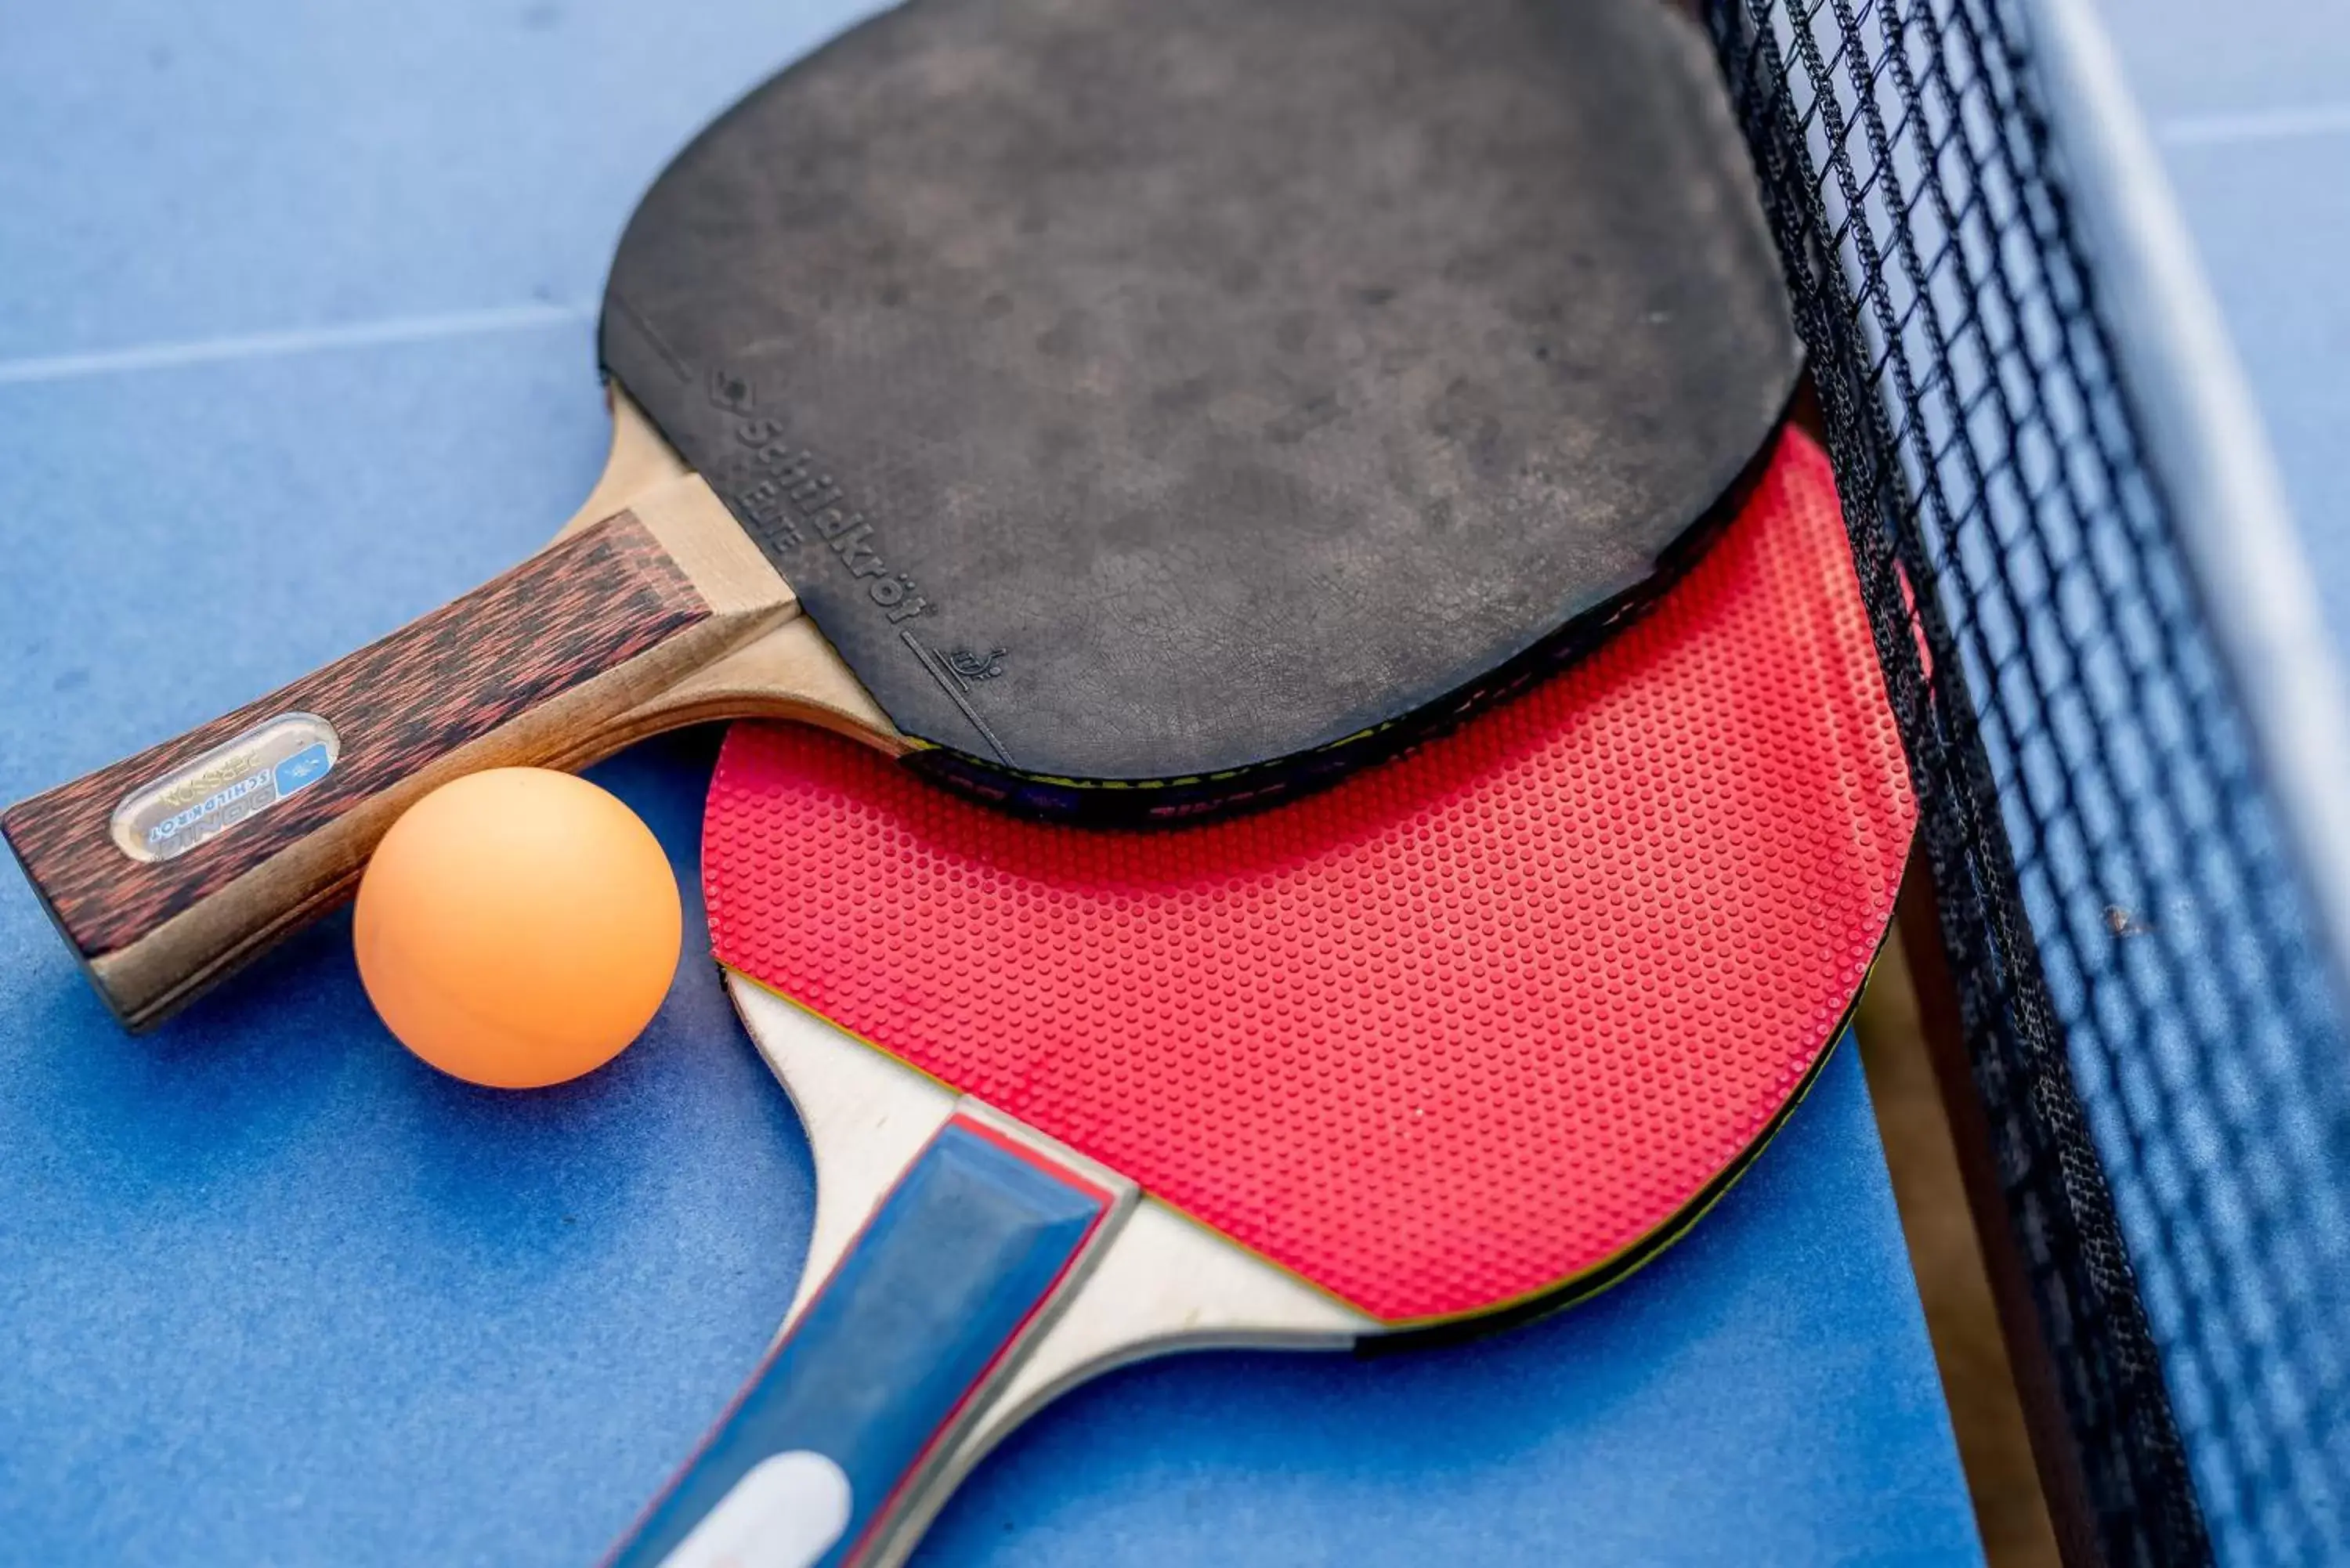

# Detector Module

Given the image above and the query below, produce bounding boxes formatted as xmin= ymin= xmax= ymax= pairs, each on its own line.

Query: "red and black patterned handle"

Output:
xmin=3 ymin=511 xmax=757 ymax=1029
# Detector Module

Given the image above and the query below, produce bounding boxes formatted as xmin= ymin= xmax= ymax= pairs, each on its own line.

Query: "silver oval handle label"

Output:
xmin=109 ymin=713 xmax=342 ymax=863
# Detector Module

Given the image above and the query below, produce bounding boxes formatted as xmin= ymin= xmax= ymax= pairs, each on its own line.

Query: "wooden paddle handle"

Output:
xmin=607 ymin=1114 xmax=1125 ymax=1568
xmin=2 ymin=480 xmax=794 ymax=1031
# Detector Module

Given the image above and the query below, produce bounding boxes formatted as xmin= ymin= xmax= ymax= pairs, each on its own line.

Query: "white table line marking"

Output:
xmin=0 ymin=302 xmax=591 ymax=387
xmin=2160 ymin=100 xmax=2350 ymax=149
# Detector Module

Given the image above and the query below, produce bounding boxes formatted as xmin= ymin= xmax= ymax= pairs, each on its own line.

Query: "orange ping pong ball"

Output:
xmin=353 ymin=768 xmax=683 ymax=1089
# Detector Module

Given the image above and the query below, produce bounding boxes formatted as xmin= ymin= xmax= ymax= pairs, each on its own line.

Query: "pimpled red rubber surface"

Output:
xmin=706 ymin=432 xmax=1912 ymax=1324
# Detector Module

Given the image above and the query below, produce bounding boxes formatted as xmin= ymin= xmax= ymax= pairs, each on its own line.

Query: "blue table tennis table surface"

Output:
xmin=2095 ymin=0 xmax=2350 ymax=657
xmin=0 ymin=3 xmax=1983 ymax=1563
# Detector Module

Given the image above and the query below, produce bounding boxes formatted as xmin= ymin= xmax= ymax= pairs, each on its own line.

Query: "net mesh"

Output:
xmin=1698 ymin=2 xmax=2350 ymax=1563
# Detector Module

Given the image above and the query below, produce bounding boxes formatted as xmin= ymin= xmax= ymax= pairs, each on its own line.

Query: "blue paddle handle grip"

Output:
xmin=607 ymin=1114 xmax=1117 ymax=1568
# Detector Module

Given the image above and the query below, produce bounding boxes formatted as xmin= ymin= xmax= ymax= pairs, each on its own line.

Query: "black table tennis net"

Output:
xmin=1699 ymin=2 xmax=2350 ymax=1564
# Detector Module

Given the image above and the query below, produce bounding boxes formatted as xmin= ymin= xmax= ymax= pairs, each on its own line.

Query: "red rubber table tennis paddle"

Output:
xmin=607 ymin=432 xmax=1915 ymax=1568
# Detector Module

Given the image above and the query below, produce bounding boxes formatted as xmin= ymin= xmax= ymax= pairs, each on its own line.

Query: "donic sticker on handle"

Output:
xmin=109 ymin=714 xmax=342 ymax=864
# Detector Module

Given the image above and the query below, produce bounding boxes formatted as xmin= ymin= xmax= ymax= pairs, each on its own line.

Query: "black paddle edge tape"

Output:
xmin=1354 ymin=918 xmax=1893 ymax=1354
xmin=902 ymin=410 xmax=1799 ymax=830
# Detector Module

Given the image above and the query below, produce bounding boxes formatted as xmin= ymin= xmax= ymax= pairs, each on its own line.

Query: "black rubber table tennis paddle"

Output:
xmin=5 ymin=0 xmax=1798 ymax=1029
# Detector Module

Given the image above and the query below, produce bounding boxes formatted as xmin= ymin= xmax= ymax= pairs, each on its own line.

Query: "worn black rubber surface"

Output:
xmin=604 ymin=0 xmax=1799 ymax=796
